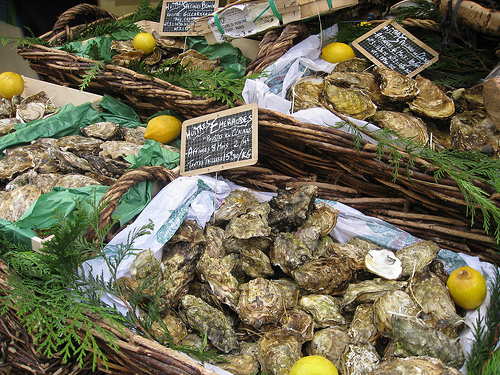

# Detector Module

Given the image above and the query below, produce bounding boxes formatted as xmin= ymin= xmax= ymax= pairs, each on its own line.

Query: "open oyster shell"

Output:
xmin=364 ymin=249 xmax=402 ymax=280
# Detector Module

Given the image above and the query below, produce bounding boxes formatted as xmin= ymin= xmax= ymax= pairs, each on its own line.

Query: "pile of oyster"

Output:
xmin=288 ymin=57 xmax=499 ymax=155
xmin=0 ymin=107 xmax=178 ymax=222
xmin=118 ymin=185 xmax=466 ymax=375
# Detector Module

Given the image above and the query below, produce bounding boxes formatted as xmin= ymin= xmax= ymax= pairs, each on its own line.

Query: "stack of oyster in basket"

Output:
xmin=118 ymin=185 xmax=467 ymax=375
xmin=288 ymin=57 xmax=499 ymax=155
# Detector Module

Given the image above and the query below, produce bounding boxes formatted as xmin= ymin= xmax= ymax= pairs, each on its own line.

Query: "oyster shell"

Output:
xmin=56 ymin=135 xmax=103 ymax=156
xmin=237 ymin=277 xmax=287 ymax=330
xmin=327 ymin=71 xmax=385 ymax=106
xmin=0 ymin=148 xmax=35 ymax=180
xmin=120 ymin=125 xmax=147 ymax=145
xmin=267 ymin=185 xmax=317 ymax=232
xmin=288 ymin=76 xmax=325 ymax=113
xmin=270 ymin=232 xmax=314 ymax=275
xmin=306 ymin=326 xmax=350 ymax=366
xmin=348 ymin=304 xmax=378 ymax=344
xmin=214 ymin=188 xmax=260 ymax=223
xmin=0 ymin=98 xmax=13 ymax=118
xmin=204 ymin=224 xmax=227 ymax=258
xmin=373 ymin=289 xmax=420 ymax=337
xmin=340 ymin=343 xmax=381 ymax=375
xmin=450 ymin=111 xmax=499 ymax=153
xmin=366 ymin=356 xmax=462 ymax=375
xmin=216 ymin=342 xmax=260 ymax=375
xmin=280 ymin=306 xmax=314 ymax=344
xmin=240 ymin=243 xmax=274 ymax=279
xmin=409 ymin=75 xmax=455 ymax=119
xmin=178 ymin=49 xmax=220 ymax=71
xmin=81 ymin=122 xmax=119 ymax=140
xmin=391 ymin=314 xmax=465 ymax=369
xmin=49 ymin=148 xmax=93 ymax=173
xmin=5 ymin=169 xmax=37 ymax=191
xmin=370 ymin=110 xmax=429 ymax=144
xmin=225 ymin=202 xmax=272 ymax=239
xmin=33 ymin=173 xmax=63 ymax=193
xmin=257 ymin=329 xmax=301 ymax=375
xmin=0 ymin=185 xmax=41 ymax=222
xmin=375 ymin=66 xmax=419 ymax=101
xmin=179 ymin=294 xmax=239 ymax=353
xmin=395 ymin=240 xmax=440 ymax=277
xmin=273 ymin=278 xmax=300 ymax=309
xmin=298 ymin=294 xmax=346 ymax=328
xmin=323 ymin=79 xmax=377 ymax=120
xmin=291 ymin=257 xmax=355 ymax=295
xmin=16 ymin=91 xmax=55 ymax=122
xmin=364 ymin=249 xmax=402 ymax=280
xmin=129 ymin=249 xmax=161 ymax=283
xmin=298 ymin=203 xmax=339 ymax=237
xmin=332 ymin=57 xmax=372 ymax=73
xmin=150 ymin=309 xmax=188 ymax=344
xmin=54 ymin=174 xmax=101 ymax=188
xmin=327 ymin=242 xmax=370 ymax=270
xmin=99 ymin=141 xmax=142 ymax=161
xmin=83 ymin=155 xmax=131 ymax=178
xmin=0 ymin=117 xmax=18 ymax=136
xmin=341 ymin=278 xmax=407 ymax=312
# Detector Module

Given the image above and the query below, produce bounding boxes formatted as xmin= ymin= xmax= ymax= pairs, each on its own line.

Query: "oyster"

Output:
xmin=298 ymin=294 xmax=346 ymax=327
xmin=214 ymin=188 xmax=260 ymax=223
xmin=267 ymin=185 xmax=317 ymax=232
xmin=280 ymin=307 xmax=315 ymax=343
xmin=5 ymin=169 xmax=37 ymax=191
xmin=16 ymin=91 xmax=55 ymax=122
xmin=348 ymin=304 xmax=378 ymax=344
xmin=0 ymin=98 xmax=13 ymax=118
xmin=83 ymin=155 xmax=131 ymax=178
xmin=395 ymin=240 xmax=440 ymax=277
xmin=225 ymin=202 xmax=272 ymax=239
xmin=56 ymin=135 xmax=103 ymax=156
xmin=240 ymin=244 xmax=274 ymax=279
xmin=204 ymin=224 xmax=227 ymax=258
xmin=0 ymin=148 xmax=35 ymax=180
xmin=161 ymin=220 xmax=205 ymax=307
xmin=297 ymin=203 xmax=339 ymax=237
xmin=323 ymin=79 xmax=377 ymax=120
xmin=370 ymin=110 xmax=429 ymax=144
xmin=237 ymin=277 xmax=287 ymax=330
xmin=364 ymin=249 xmax=402 ymax=280
xmin=178 ymin=49 xmax=220 ymax=71
xmin=150 ymin=309 xmax=188 ymax=344
xmin=99 ymin=141 xmax=142 ymax=161
xmin=216 ymin=342 xmax=260 ymax=375
xmin=179 ymin=294 xmax=239 ymax=353
xmin=450 ymin=111 xmax=499 ymax=153
xmin=341 ymin=278 xmax=407 ymax=312
xmin=373 ymin=289 xmax=420 ymax=337
xmin=115 ymin=276 xmax=139 ymax=301
xmin=33 ymin=173 xmax=63 ymax=193
xmin=257 ymin=329 xmax=301 ymax=375
xmin=365 ymin=356 xmax=462 ymax=375
xmin=392 ymin=314 xmax=465 ymax=369
xmin=375 ymin=66 xmax=419 ymax=101
xmin=54 ymin=174 xmax=101 ymax=188
xmin=291 ymin=257 xmax=355 ymax=295
xmin=340 ymin=343 xmax=380 ymax=375
xmin=287 ymin=76 xmax=325 ymax=113
xmin=120 ymin=125 xmax=147 ymax=145
xmin=129 ymin=249 xmax=161 ymax=283
xmin=326 ymin=71 xmax=385 ymax=105
xmin=270 ymin=232 xmax=314 ymax=275
xmin=306 ymin=326 xmax=350 ymax=366
xmin=273 ymin=278 xmax=300 ymax=309
xmin=332 ymin=57 xmax=372 ymax=73
xmin=0 ymin=185 xmax=41 ymax=222
xmin=0 ymin=117 xmax=19 ymax=135
xmin=409 ymin=75 xmax=455 ymax=119
xmin=327 ymin=242 xmax=370 ymax=270
xmin=49 ymin=148 xmax=93 ymax=173
xmin=81 ymin=121 xmax=119 ymax=140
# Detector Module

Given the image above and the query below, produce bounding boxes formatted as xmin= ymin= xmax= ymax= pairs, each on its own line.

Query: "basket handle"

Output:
xmin=52 ymin=3 xmax=117 ymax=34
xmin=96 ymin=166 xmax=178 ymax=242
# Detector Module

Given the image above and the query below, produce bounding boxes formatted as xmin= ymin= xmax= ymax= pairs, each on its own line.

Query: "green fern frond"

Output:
xmin=79 ymin=62 xmax=105 ymax=91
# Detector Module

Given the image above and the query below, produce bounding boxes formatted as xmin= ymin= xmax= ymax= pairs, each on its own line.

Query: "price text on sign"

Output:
xmin=160 ymin=0 xmax=218 ymax=36
xmin=180 ymin=103 xmax=258 ymax=176
xmin=352 ymin=20 xmax=439 ymax=77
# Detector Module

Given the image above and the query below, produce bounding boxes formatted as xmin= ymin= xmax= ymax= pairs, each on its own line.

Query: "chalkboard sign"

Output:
xmin=180 ymin=103 xmax=258 ymax=176
xmin=352 ymin=20 xmax=439 ymax=77
xmin=159 ymin=0 xmax=218 ymax=36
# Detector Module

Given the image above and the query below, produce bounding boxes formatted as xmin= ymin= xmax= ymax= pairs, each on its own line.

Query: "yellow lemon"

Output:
xmin=290 ymin=355 xmax=338 ymax=375
xmin=144 ymin=115 xmax=182 ymax=143
xmin=0 ymin=71 xmax=24 ymax=99
xmin=447 ymin=266 xmax=487 ymax=310
xmin=321 ymin=42 xmax=356 ymax=64
xmin=133 ymin=32 xmax=156 ymax=55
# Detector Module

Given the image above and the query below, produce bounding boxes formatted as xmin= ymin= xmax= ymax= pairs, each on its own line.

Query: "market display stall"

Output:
xmin=1 ymin=0 xmax=499 ymax=374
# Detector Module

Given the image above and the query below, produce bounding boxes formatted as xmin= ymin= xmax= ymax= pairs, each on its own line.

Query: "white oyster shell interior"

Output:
xmin=365 ymin=249 xmax=402 ymax=280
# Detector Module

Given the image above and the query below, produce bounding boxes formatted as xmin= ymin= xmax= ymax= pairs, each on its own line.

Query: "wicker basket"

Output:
xmin=16 ymin=4 xmax=309 ymax=121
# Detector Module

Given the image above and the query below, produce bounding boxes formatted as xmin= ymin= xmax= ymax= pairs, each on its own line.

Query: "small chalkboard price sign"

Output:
xmin=180 ymin=103 xmax=258 ymax=176
xmin=352 ymin=20 xmax=439 ymax=77
xmin=159 ymin=0 xmax=218 ymax=36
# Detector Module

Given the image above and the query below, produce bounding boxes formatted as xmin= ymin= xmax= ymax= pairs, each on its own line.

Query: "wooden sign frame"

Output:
xmin=352 ymin=20 xmax=439 ymax=77
xmin=180 ymin=103 xmax=258 ymax=176
xmin=159 ymin=0 xmax=218 ymax=36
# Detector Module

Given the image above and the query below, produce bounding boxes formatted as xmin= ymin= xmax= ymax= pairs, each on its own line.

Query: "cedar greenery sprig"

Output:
xmin=466 ymin=266 xmax=500 ymax=375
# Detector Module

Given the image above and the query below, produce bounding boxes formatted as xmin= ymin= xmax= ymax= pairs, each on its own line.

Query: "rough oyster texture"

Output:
xmin=365 ymin=356 xmax=462 ymax=375
xmin=214 ymin=188 xmax=260 ymax=223
xmin=0 ymin=185 xmax=41 ymax=222
xmin=0 ymin=149 xmax=35 ymax=180
xmin=391 ymin=314 xmax=465 ymax=369
xmin=348 ymin=304 xmax=378 ymax=344
xmin=298 ymin=294 xmax=346 ymax=328
xmin=129 ymin=249 xmax=161 ymax=283
xmin=179 ymin=294 xmax=239 ymax=353
xmin=225 ymin=202 xmax=271 ymax=239
xmin=395 ymin=240 xmax=440 ymax=277
xmin=341 ymin=343 xmax=380 ymax=375
xmin=323 ymin=79 xmax=377 ymax=120
xmin=288 ymin=76 xmax=325 ymax=113
xmin=270 ymin=232 xmax=314 ymax=275
xmin=370 ymin=110 xmax=429 ymax=144
xmin=373 ymin=290 xmax=420 ymax=337
xmin=341 ymin=278 xmax=407 ymax=312
xmin=409 ymin=75 xmax=455 ymax=119
xmin=306 ymin=326 xmax=350 ymax=366
xmin=375 ymin=66 xmax=419 ymax=101
xmin=280 ymin=307 xmax=315 ymax=344
xmin=99 ymin=141 xmax=142 ymax=160
xmin=327 ymin=71 xmax=385 ymax=105
xmin=81 ymin=121 xmax=119 ymax=140
xmin=56 ymin=135 xmax=103 ymax=156
xmin=216 ymin=342 xmax=260 ymax=375
xmin=332 ymin=57 xmax=373 ymax=73
xmin=54 ymin=174 xmax=101 ymax=188
xmin=257 ymin=329 xmax=301 ymax=375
